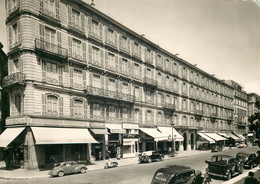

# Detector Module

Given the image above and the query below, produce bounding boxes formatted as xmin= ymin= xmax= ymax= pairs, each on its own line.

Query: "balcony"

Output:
xmin=68 ymin=53 xmax=85 ymax=64
xmin=68 ymin=22 xmax=85 ymax=36
xmin=40 ymin=7 xmax=61 ymax=25
xmin=143 ymin=77 xmax=158 ymax=89
xmin=145 ymin=98 xmax=155 ymax=105
xmin=85 ymin=86 xmax=135 ymax=103
xmin=105 ymin=39 xmax=117 ymax=50
xmin=162 ymin=103 xmax=175 ymax=111
xmin=194 ymin=109 xmax=204 ymax=120
xmin=156 ymin=60 xmax=163 ymax=69
xmin=119 ymin=44 xmax=130 ymax=55
xmin=165 ymin=65 xmax=171 ymax=73
xmin=3 ymin=72 xmax=26 ymax=87
xmin=35 ymin=39 xmax=68 ymax=59
xmin=227 ymin=115 xmax=233 ymax=122
xmin=89 ymin=59 xmax=104 ymax=68
xmin=211 ymin=113 xmax=218 ymax=118
xmin=88 ymin=31 xmax=102 ymax=43
xmin=132 ymin=49 xmax=141 ymax=60
xmin=145 ymin=55 xmax=153 ymax=65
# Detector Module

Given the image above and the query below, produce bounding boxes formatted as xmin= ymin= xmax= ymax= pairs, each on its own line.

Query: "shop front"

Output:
xmin=122 ymin=123 xmax=139 ymax=158
xmin=105 ymin=123 xmax=126 ymax=159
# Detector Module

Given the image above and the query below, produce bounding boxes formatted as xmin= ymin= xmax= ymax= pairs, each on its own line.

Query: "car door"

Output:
xmin=62 ymin=162 xmax=72 ymax=174
xmin=70 ymin=161 xmax=79 ymax=173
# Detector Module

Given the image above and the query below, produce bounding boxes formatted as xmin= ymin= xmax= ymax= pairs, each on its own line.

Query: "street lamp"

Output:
xmin=171 ymin=122 xmax=175 ymax=156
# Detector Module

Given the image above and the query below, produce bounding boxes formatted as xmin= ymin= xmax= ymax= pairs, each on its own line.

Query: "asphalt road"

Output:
xmin=0 ymin=146 xmax=259 ymax=184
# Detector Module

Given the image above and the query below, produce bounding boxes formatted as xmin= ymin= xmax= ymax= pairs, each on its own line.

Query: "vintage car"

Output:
xmin=236 ymin=152 xmax=258 ymax=169
xmin=49 ymin=161 xmax=87 ymax=177
xmin=237 ymin=143 xmax=247 ymax=148
xmin=151 ymin=165 xmax=204 ymax=184
xmin=139 ymin=151 xmax=164 ymax=163
xmin=205 ymin=155 xmax=242 ymax=180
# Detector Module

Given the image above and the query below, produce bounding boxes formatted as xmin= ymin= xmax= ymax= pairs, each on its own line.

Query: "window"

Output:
xmin=72 ymin=39 xmax=81 ymax=57
xmin=173 ymin=79 xmax=178 ymax=91
xmin=73 ymin=69 xmax=82 ymax=87
xmin=109 ymin=106 xmax=115 ymax=119
xmin=93 ymin=74 xmax=100 ymax=88
xmin=146 ymin=68 xmax=152 ymax=78
xmin=147 ymin=110 xmax=152 ymax=124
xmin=134 ymin=63 xmax=140 ymax=78
xmin=157 ymin=93 xmax=162 ymax=105
xmin=122 ymin=108 xmax=128 ymax=121
xmin=46 ymin=61 xmax=58 ymax=82
xmin=15 ymin=94 xmax=21 ymax=115
xmin=165 ymin=76 xmax=170 ymax=88
xmin=74 ymin=99 xmax=83 ymax=117
xmin=45 ymin=27 xmax=55 ymax=44
xmin=157 ymin=73 xmax=162 ymax=86
xmin=107 ymin=29 xmax=114 ymax=43
xmin=122 ymin=83 xmax=128 ymax=94
xmin=182 ymin=99 xmax=187 ymax=111
xmin=135 ymin=86 xmax=141 ymax=101
xmin=8 ymin=22 xmax=21 ymax=48
xmin=92 ymin=20 xmax=99 ymax=36
xmin=92 ymin=47 xmax=100 ymax=62
xmin=135 ymin=109 xmax=140 ymax=122
xmin=121 ymin=58 xmax=128 ymax=73
xmin=108 ymin=53 xmax=115 ymax=69
xmin=71 ymin=9 xmax=80 ymax=26
xmin=7 ymin=0 xmax=19 ymax=14
xmin=108 ymin=79 xmax=115 ymax=91
xmin=42 ymin=0 xmax=55 ymax=14
xmin=47 ymin=95 xmax=58 ymax=116
xmin=10 ymin=58 xmax=22 ymax=74
xmin=172 ymin=62 xmax=178 ymax=74
xmin=133 ymin=42 xmax=140 ymax=57
xmin=157 ymin=112 xmax=162 ymax=124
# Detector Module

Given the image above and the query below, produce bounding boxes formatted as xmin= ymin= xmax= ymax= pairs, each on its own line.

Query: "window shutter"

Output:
xmin=114 ymin=31 xmax=118 ymax=47
xmin=99 ymin=23 xmax=103 ymax=40
xmin=59 ymin=96 xmax=63 ymax=117
xmin=7 ymin=0 xmax=11 ymax=14
xmin=101 ymin=75 xmax=104 ymax=89
xmin=119 ymin=80 xmax=122 ymax=93
xmin=89 ymin=72 xmax=93 ymax=86
xmin=55 ymin=0 xmax=60 ymax=19
xmin=42 ymin=60 xmax=46 ymax=82
xmin=17 ymin=20 xmax=21 ymax=42
xmin=128 ymin=82 xmax=131 ymax=95
xmin=42 ymin=94 xmax=46 ymax=115
xmin=68 ymin=36 xmax=72 ymax=56
xmin=82 ymin=42 xmax=86 ymax=61
xmin=127 ymin=38 xmax=130 ymax=53
xmin=115 ymin=80 xmax=119 ymax=92
xmin=88 ymin=44 xmax=92 ymax=63
xmin=57 ymin=31 xmax=61 ymax=54
xmin=139 ymin=65 xmax=142 ymax=79
xmin=115 ymin=55 xmax=118 ymax=71
xmin=70 ymin=98 xmax=74 ymax=116
xmin=81 ymin=13 xmax=85 ymax=30
xmin=58 ymin=64 xmax=63 ymax=85
xmin=145 ymin=110 xmax=147 ymax=124
xmin=138 ymin=44 xmax=141 ymax=57
xmin=83 ymin=70 xmax=86 ymax=88
xmin=105 ymin=26 xmax=108 ymax=42
xmin=119 ymin=57 xmax=122 ymax=73
xmin=119 ymin=34 xmax=122 ymax=48
xmin=105 ymin=77 xmax=109 ymax=90
xmin=140 ymin=109 xmax=142 ymax=123
xmin=69 ymin=66 xmax=73 ymax=87
xmin=8 ymin=26 xmax=12 ymax=48
xmin=131 ymin=41 xmax=134 ymax=55
xmin=139 ymin=87 xmax=142 ymax=102
xmin=105 ymin=51 xmax=108 ymax=67
xmin=68 ymin=6 xmax=72 ymax=23
xmin=88 ymin=17 xmax=92 ymax=35
xmin=100 ymin=48 xmax=104 ymax=66
xmin=39 ymin=24 xmax=44 ymax=41
xmin=84 ymin=100 xmax=88 ymax=119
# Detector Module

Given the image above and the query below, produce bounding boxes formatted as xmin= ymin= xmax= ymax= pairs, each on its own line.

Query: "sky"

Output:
xmin=0 ymin=0 xmax=259 ymax=94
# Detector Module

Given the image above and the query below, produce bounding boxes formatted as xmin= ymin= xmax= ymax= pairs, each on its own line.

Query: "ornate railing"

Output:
xmin=3 ymin=72 xmax=26 ymax=87
xmin=35 ymin=39 xmax=68 ymax=58
xmin=162 ymin=103 xmax=175 ymax=110
xmin=143 ymin=77 xmax=158 ymax=88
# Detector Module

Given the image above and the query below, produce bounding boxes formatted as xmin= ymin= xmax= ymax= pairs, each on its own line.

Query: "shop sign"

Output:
xmin=110 ymin=129 xmax=126 ymax=134
xmin=123 ymin=124 xmax=139 ymax=129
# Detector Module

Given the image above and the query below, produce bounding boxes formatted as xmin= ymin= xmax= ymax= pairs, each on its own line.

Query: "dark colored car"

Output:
xmin=205 ymin=155 xmax=242 ymax=180
xmin=49 ymin=161 xmax=87 ymax=177
xmin=236 ymin=152 xmax=258 ymax=169
xmin=151 ymin=165 xmax=204 ymax=184
xmin=139 ymin=151 xmax=164 ymax=163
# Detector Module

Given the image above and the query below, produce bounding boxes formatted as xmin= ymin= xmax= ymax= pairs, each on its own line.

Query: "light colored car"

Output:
xmin=49 ymin=161 xmax=87 ymax=177
xmin=237 ymin=143 xmax=247 ymax=148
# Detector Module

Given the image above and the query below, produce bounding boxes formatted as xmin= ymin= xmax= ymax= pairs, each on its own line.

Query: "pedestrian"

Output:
xmin=229 ymin=143 xmax=232 ymax=149
xmin=244 ymin=171 xmax=258 ymax=184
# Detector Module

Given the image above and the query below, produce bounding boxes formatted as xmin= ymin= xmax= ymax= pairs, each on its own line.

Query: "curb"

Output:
xmin=0 ymin=150 xmax=212 ymax=180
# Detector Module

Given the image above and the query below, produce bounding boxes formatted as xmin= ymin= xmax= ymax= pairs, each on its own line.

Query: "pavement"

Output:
xmin=0 ymin=146 xmax=244 ymax=180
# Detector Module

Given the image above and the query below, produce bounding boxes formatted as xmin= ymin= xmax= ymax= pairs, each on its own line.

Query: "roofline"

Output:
xmin=75 ymin=0 xmax=233 ymax=89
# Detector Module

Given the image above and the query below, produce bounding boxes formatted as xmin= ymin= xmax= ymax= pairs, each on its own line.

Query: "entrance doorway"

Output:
xmin=191 ymin=133 xmax=194 ymax=150
xmin=183 ymin=133 xmax=187 ymax=151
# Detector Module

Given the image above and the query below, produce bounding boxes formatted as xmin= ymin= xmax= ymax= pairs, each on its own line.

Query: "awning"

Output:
xmin=31 ymin=127 xmax=98 ymax=144
xmin=203 ymin=132 xmax=227 ymax=141
xmin=197 ymin=132 xmax=215 ymax=144
xmin=140 ymin=128 xmax=168 ymax=141
xmin=105 ymin=124 xmax=126 ymax=134
xmin=157 ymin=126 xmax=184 ymax=141
xmin=90 ymin=129 xmax=109 ymax=135
xmin=237 ymin=134 xmax=246 ymax=141
xmin=0 ymin=127 xmax=26 ymax=147
xmin=225 ymin=133 xmax=240 ymax=141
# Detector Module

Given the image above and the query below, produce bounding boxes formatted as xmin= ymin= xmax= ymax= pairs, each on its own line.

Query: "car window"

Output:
xmin=228 ymin=159 xmax=234 ymax=165
xmin=173 ymin=171 xmax=194 ymax=183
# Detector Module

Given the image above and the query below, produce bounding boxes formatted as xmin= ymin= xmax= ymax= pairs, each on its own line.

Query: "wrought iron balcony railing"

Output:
xmin=35 ymin=39 xmax=68 ymax=58
xmin=85 ymin=86 xmax=135 ymax=103
xmin=68 ymin=22 xmax=85 ymax=34
xmin=143 ymin=77 xmax=158 ymax=88
xmin=162 ymin=103 xmax=175 ymax=111
xmin=3 ymin=72 xmax=26 ymax=87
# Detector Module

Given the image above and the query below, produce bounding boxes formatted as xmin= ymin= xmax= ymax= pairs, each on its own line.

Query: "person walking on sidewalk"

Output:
xmin=244 ymin=171 xmax=258 ymax=184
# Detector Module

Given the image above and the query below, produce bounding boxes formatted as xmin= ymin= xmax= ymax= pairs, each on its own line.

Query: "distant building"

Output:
xmin=225 ymin=80 xmax=248 ymax=135
xmin=2 ymin=0 xmax=237 ymax=170
xmin=248 ymin=93 xmax=260 ymax=116
xmin=0 ymin=42 xmax=8 ymax=133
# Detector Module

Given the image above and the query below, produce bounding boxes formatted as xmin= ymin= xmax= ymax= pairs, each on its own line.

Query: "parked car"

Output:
xmin=139 ymin=151 xmax=164 ymax=163
xmin=49 ymin=161 xmax=87 ymax=177
xmin=151 ymin=165 xmax=204 ymax=184
xmin=236 ymin=152 xmax=258 ymax=169
xmin=237 ymin=143 xmax=247 ymax=148
xmin=205 ymin=155 xmax=242 ymax=180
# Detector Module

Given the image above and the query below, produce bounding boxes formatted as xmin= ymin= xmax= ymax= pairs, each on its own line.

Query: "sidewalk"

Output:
xmin=0 ymin=149 xmax=211 ymax=180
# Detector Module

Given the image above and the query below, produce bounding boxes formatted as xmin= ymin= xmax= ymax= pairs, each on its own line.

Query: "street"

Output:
xmin=0 ymin=146 xmax=259 ymax=184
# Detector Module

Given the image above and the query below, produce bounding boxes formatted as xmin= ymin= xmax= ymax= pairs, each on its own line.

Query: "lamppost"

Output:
xmin=171 ymin=122 xmax=175 ymax=156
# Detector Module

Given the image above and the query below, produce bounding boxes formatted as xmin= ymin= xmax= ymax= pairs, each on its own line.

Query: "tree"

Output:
xmin=248 ymin=100 xmax=260 ymax=147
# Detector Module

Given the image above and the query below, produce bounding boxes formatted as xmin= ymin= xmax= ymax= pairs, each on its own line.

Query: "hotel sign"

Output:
xmin=110 ymin=129 xmax=126 ymax=134
xmin=123 ymin=124 xmax=139 ymax=129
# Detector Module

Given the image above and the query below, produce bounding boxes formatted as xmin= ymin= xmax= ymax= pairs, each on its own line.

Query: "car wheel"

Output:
xmin=104 ymin=165 xmax=108 ymax=169
xmin=148 ymin=158 xmax=152 ymax=163
xmin=226 ymin=171 xmax=232 ymax=180
xmin=160 ymin=157 xmax=164 ymax=161
xmin=80 ymin=167 xmax=87 ymax=173
xmin=58 ymin=171 xmax=65 ymax=177
xmin=250 ymin=164 xmax=254 ymax=169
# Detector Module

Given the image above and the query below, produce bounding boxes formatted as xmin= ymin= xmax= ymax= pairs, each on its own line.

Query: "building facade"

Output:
xmin=2 ymin=0 xmax=235 ymax=170
xmin=225 ymin=80 xmax=248 ymax=135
